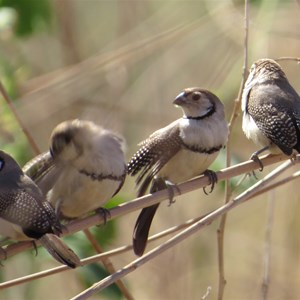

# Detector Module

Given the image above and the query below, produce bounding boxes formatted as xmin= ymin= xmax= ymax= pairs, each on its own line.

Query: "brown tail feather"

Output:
xmin=39 ymin=234 xmax=81 ymax=268
xmin=133 ymin=203 xmax=160 ymax=256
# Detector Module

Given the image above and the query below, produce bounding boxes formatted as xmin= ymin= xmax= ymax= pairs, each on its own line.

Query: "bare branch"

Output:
xmin=83 ymin=229 xmax=134 ymax=300
xmin=262 ymin=191 xmax=275 ymax=300
xmin=275 ymin=57 xmax=300 ymax=63
xmin=0 ymin=153 xmax=290 ymax=262
xmin=0 ymin=81 xmax=40 ymax=154
xmin=70 ymin=155 xmax=299 ymax=299
xmin=0 ymin=213 xmax=212 ymax=289
xmin=2 ymin=156 xmax=299 ymax=291
xmin=217 ymin=1 xmax=250 ymax=298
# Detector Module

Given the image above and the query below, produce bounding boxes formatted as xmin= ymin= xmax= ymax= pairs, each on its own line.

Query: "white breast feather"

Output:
xmin=158 ymin=114 xmax=228 ymax=183
xmin=48 ymin=129 xmax=125 ymax=218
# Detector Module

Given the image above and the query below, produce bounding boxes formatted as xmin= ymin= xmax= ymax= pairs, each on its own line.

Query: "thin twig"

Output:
xmin=0 ymin=213 xmax=211 ymax=289
xmin=70 ymin=157 xmax=300 ymax=300
xmin=275 ymin=57 xmax=300 ymax=63
xmin=71 ymin=207 xmax=236 ymax=300
xmin=2 ymin=160 xmax=299 ymax=290
xmin=248 ymin=170 xmax=300 ymax=199
xmin=0 ymin=81 xmax=40 ymax=154
xmin=262 ymin=191 xmax=275 ymax=300
xmin=83 ymin=229 xmax=134 ymax=300
xmin=217 ymin=1 xmax=250 ymax=298
xmin=0 ymin=153 xmax=290 ymax=261
xmin=0 ymin=244 xmax=132 ymax=289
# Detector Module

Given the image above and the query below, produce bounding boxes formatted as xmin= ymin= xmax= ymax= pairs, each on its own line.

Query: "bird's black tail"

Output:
xmin=133 ymin=203 xmax=160 ymax=256
xmin=133 ymin=178 xmax=170 ymax=256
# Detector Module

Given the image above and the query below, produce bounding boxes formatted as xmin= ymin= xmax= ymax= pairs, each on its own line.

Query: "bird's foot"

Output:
xmin=150 ymin=177 xmax=181 ymax=206
xmin=250 ymin=145 xmax=270 ymax=172
xmin=203 ymin=170 xmax=218 ymax=195
xmin=164 ymin=180 xmax=181 ymax=206
xmin=249 ymin=153 xmax=263 ymax=179
xmin=95 ymin=207 xmax=111 ymax=224
xmin=290 ymin=152 xmax=298 ymax=164
xmin=32 ymin=241 xmax=38 ymax=256
xmin=250 ymin=152 xmax=264 ymax=172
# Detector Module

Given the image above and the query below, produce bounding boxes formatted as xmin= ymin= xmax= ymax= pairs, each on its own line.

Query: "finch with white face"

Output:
xmin=128 ymin=87 xmax=228 ymax=256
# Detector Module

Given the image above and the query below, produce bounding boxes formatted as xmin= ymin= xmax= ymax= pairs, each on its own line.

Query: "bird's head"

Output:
xmin=0 ymin=150 xmax=24 ymax=182
xmin=50 ymin=119 xmax=86 ymax=162
xmin=173 ymin=87 xmax=222 ymax=119
xmin=247 ymin=58 xmax=287 ymax=85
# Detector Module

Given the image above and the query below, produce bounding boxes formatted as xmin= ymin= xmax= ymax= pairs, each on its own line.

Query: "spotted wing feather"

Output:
xmin=247 ymin=81 xmax=300 ymax=155
xmin=23 ymin=151 xmax=62 ymax=195
xmin=127 ymin=121 xmax=182 ymax=196
xmin=0 ymin=181 xmax=61 ymax=239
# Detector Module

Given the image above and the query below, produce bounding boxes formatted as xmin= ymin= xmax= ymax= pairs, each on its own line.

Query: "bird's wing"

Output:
xmin=247 ymin=85 xmax=300 ymax=155
xmin=111 ymin=168 xmax=127 ymax=198
xmin=127 ymin=120 xmax=182 ymax=196
xmin=23 ymin=151 xmax=62 ymax=195
xmin=0 ymin=187 xmax=57 ymax=238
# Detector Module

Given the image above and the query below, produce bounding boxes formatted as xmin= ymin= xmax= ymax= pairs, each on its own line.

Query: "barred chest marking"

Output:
xmin=158 ymin=116 xmax=228 ymax=183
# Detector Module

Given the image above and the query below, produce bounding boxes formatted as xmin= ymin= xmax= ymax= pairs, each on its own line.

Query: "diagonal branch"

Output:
xmin=0 ymin=153 xmax=291 ymax=262
xmin=70 ymin=156 xmax=300 ymax=300
xmin=217 ymin=0 xmax=249 ymax=297
xmin=82 ymin=229 xmax=134 ymax=300
xmin=2 ymin=156 xmax=299 ymax=291
xmin=0 ymin=81 xmax=40 ymax=154
xmin=0 ymin=213 xmax=211 ymax=289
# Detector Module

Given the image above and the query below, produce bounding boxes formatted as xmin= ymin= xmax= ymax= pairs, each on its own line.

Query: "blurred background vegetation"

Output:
xmin=1 ymin=0 xmax=300 ymax=299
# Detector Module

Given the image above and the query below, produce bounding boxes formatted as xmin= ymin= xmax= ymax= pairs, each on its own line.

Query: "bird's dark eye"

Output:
xmin=192 ymin=92 xmax=201 ymax=101
xmin=0 ymin=159 xmax=5 ymax=171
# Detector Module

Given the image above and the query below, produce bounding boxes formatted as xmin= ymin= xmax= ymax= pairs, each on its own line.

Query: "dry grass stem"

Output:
xmin=0 ymin=244 xmax=132 ymax=289
xmin=217 ymin=1 xmax=250 ymax=298
xmin=0 ymin=153 xmax=289 ymax=262
xmin=2 ymin=156 xmax=299 ymax=292
xmin=262 ymin=191 xmax=275 ymax=300
xmin=0 ymin=213 xmax=211 ymax=289
xmin=83 ymin=229 xmax=134 ymax=300
xmin=250 ymin=170 xmax=300 ymax=198
xmin=0 ymin=81 xmax=40 ymax=154
xmin=275 ymin=57 xmax=300 ymax=63
xmin=71 ymin=209 xmax=239 ymax=300
xmin=232 ymin=159 xmax=297 ymax=203
xmin=22 ymin=20 xmax=204 ymax=96
xmin=70 ymin=157 xmax=299 ymax=299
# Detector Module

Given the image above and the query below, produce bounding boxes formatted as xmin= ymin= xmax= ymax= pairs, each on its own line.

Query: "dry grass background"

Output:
xmin=1 ymin=0 xmax=300 ymax=299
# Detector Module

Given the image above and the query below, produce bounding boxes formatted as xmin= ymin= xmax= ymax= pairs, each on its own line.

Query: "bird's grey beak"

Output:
xmin=173 ymin=92 xmax=186 ymax=106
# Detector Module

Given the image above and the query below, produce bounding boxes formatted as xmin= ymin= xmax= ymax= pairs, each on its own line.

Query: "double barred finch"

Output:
xmin=24 ymin=119 xmax=126 ymax=219
xmin=242 ymin=58 xmax=300 ymax=166
xmin=128 ymin=87 xmax=228 ymax=256
xmin=0 ymin=150 xmax=80 ymax=268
